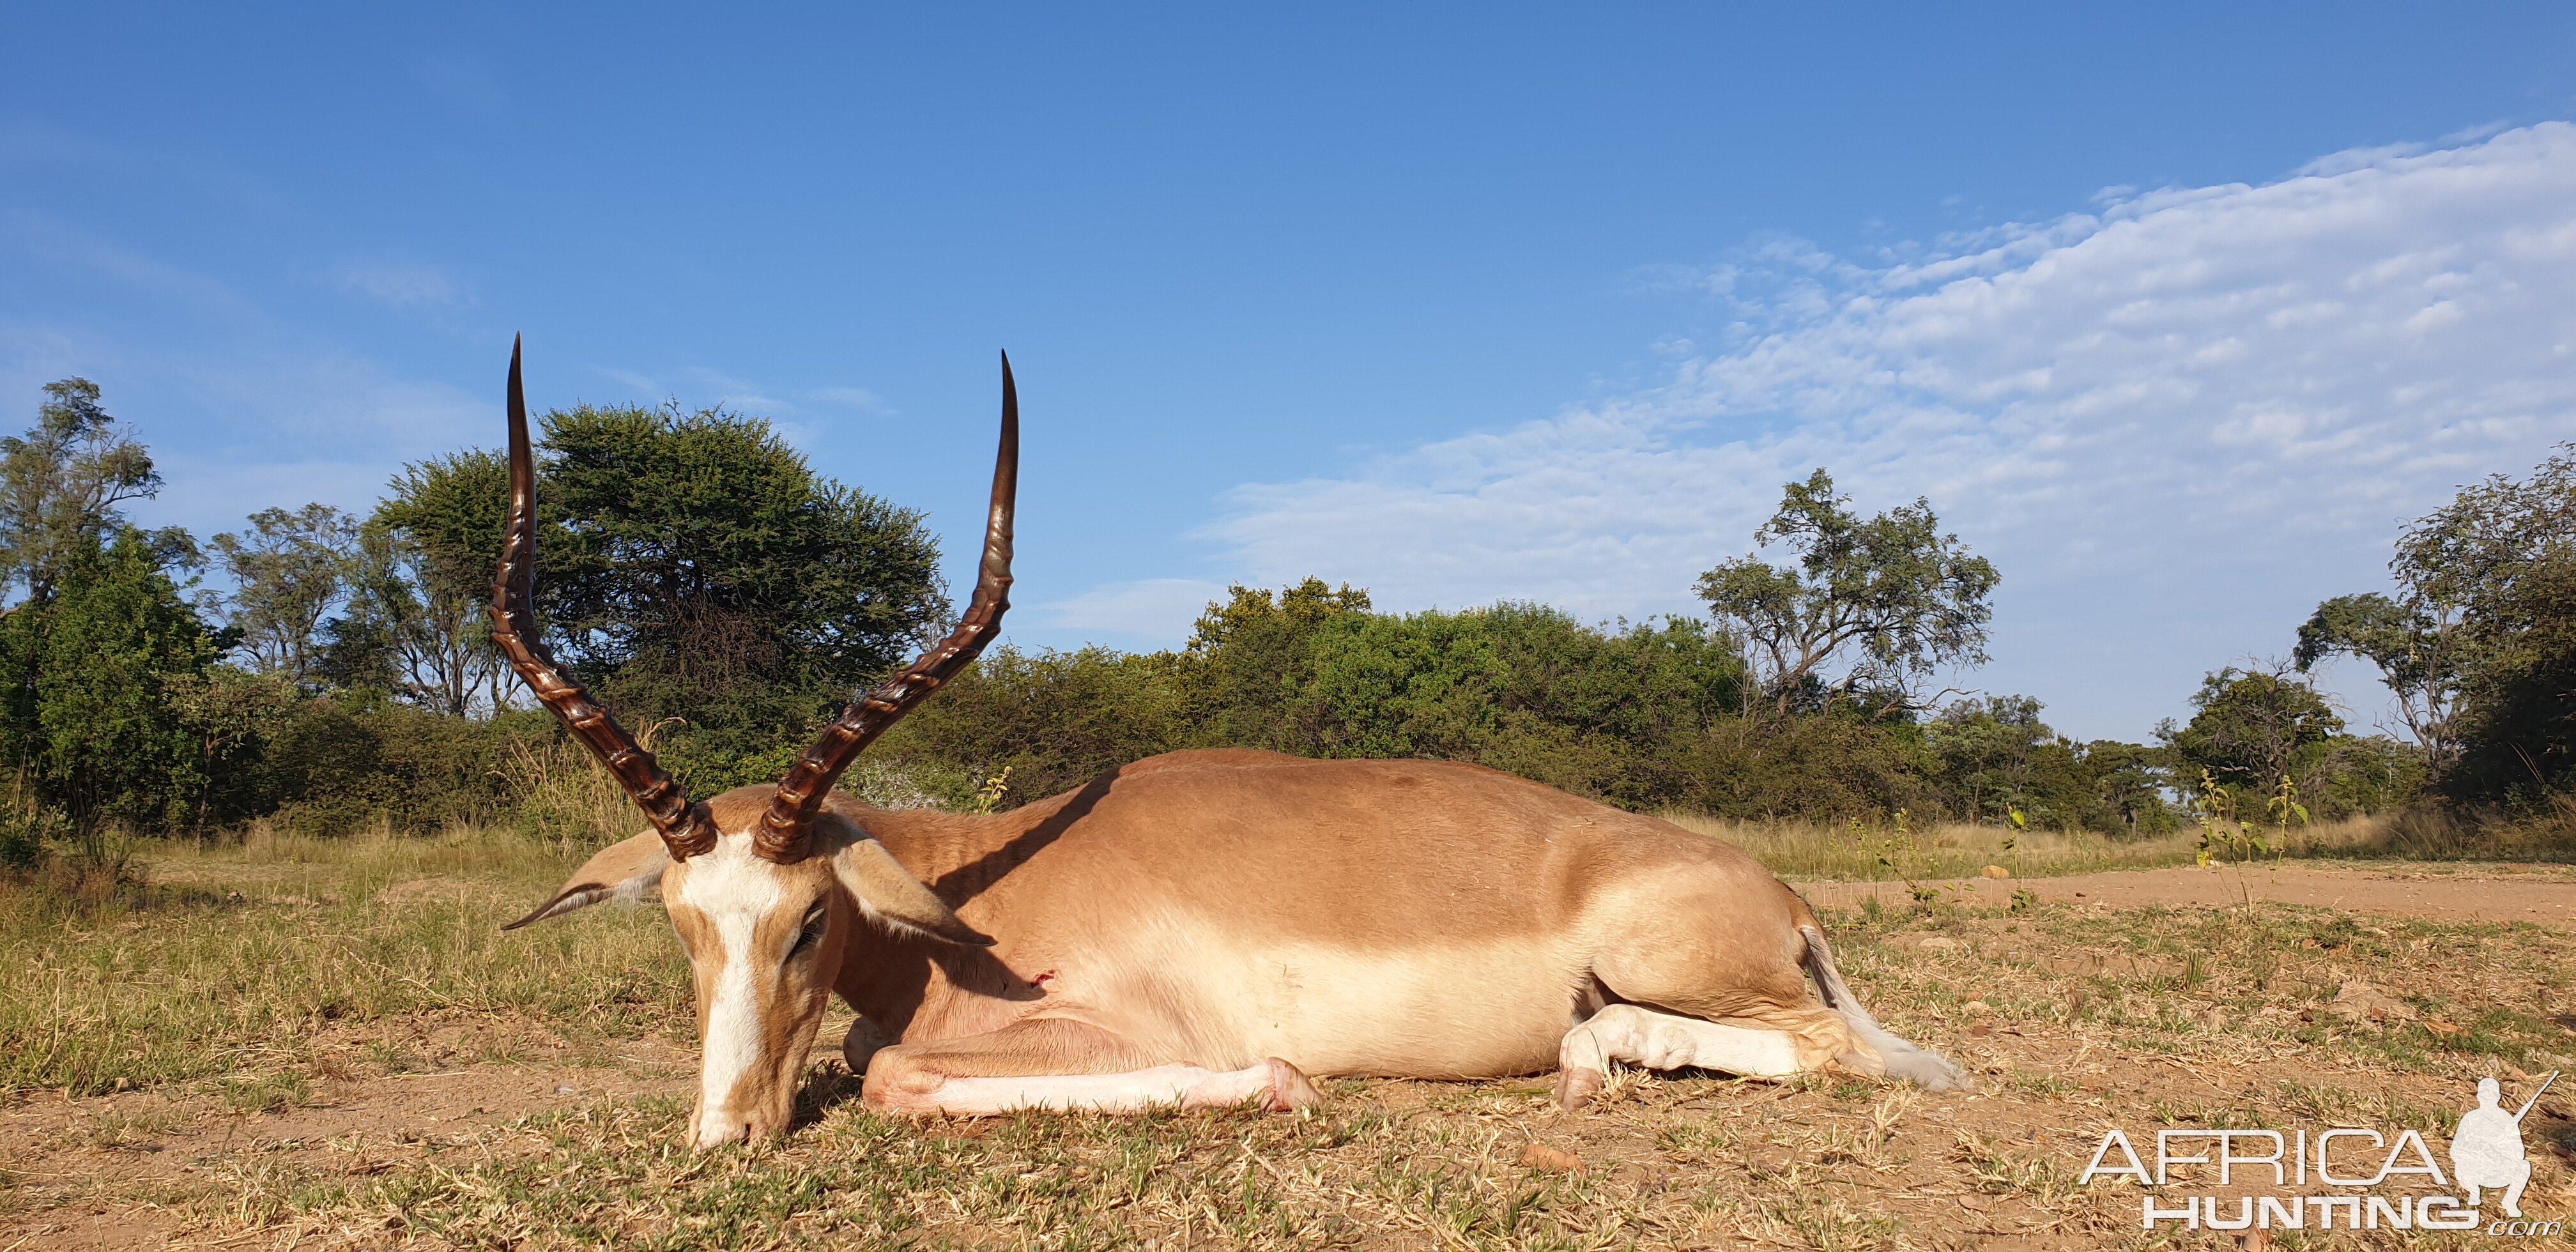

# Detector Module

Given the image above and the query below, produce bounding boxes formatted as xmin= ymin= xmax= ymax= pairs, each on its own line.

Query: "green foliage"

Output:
xmin=1924 ymin=696 xmax=2176 ymax=834
xmin=1183 ymin=577 xmax=1374 ymax=748
xmin=2407 ymin=445 xmax=2576 ymax=804
xmin=2446 ymin=549 xmax=2576 ymax=804
xmin=1676 ymin=708 xmax=1940 ymax=821
xmin=2293 ymin=592 xmax=2464 ymax=767
xmin=1285 ymin=604 xmax=1749 ymax=808
xmin=0 ymin=528 xmax=220 ymax=835
xmin=877 ymin=645 xmax=1196 ymax=805
xmin=882 ymin=581 xmax=2188 ymax=830
xmin=210 ymin=503 xmax=361 ymax=690
xmin=1696 ymin=468 xmax=1998 ymax=715
xmin=536 ymin=403 xmax=949 ymax=784
xmin=2308 ymin=442 xmax=2576 ymax=806
xmin=2161 ymin=668 xmax=2343 ymax=793
xmin=250 ymin=698 xmax=539 ymax=836
xmin=0 ymin=379 xmax=164 ymax=605
xmin=364 ymin=449 xmax=512 ymax=715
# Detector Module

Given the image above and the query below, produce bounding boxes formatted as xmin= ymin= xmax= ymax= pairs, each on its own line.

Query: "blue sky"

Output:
xmin=6 ymin=4 xmax=2575 ymax=741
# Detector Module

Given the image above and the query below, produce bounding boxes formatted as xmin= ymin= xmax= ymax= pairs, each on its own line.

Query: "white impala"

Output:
xmin=491 ymin=341 xmax=1961 ymax=1149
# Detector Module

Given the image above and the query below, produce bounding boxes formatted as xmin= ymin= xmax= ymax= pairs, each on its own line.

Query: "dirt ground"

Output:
xmin=4 ymin=862 xmax=2573 ymax=1249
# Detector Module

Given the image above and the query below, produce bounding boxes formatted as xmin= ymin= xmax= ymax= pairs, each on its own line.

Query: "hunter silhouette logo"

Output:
xmin=2453 ymin=1073 xmax=2552 ymax=1219
xmin=2082 ymin=1070 xmax=2561 ymax=1234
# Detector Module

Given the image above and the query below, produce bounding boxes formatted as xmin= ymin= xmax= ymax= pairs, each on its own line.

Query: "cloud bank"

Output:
xmin=1200 ymin=125 xmax=2576 ymax=738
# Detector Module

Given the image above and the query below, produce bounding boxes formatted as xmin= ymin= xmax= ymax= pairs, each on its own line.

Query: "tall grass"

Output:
xmin=0 ymin=824 xmax=687 ymax=1097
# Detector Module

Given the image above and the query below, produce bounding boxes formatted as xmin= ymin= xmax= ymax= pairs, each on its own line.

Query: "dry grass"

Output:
xmin=0 ymin=825 xmax=685 ymax=1098
xmin=1669 ymin=809 xmax=2549 ymax=882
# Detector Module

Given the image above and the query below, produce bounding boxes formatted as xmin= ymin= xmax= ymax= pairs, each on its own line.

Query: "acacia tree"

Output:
xmin=537 ymin=403 xmax=949 ymax=785
xmin=364 ymin=450 xmax=512 ymax=714
xmin=2292 ymin=592 xmax=2465 ymax=770
xmin=211 ymin=504 xmax=361 ymax=690
xmin=1695 ymin=469 xmax=1998 ymax=715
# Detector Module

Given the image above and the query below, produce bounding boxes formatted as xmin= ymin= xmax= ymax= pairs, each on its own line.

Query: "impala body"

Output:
xmin=491 ymin=342 xmax=1959 ymax=1149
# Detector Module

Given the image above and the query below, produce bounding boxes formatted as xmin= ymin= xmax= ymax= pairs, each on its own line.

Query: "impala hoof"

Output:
xmin=1554 ymin=1065 xmax=1607 ymax=1111
xmin=1262 ymin=1057 xmax=1324 ymax=1111
xmin=843 ymin=1018 xmax=894 ymax=1076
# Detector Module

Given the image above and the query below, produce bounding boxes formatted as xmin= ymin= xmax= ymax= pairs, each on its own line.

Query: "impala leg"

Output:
xmin=863 ymin=1017 xmax=1324 ymax=1117
xmin=1556 ymin=1004 xmax=1817 ymax=1110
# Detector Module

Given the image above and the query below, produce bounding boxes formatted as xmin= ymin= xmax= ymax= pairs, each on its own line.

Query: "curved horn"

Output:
xmin=489 ymin=335 xmax=719 ymax=861
xmin=755 ymin=351 xmax=1019 ymax=863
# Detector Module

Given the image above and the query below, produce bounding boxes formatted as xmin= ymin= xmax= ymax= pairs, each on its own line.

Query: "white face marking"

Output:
xmin=675 ymin=835 xmax=787 ymax=1146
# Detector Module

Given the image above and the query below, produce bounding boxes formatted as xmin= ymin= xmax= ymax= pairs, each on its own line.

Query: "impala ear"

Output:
xmin=832 ymin=839 xmax=993 ymax=947
xmin=503 ymin=830 xmax=671 ymax=930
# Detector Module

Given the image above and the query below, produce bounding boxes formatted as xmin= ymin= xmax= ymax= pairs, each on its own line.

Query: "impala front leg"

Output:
xmin=863 ymin=1018 xmax=1324 ymax=1116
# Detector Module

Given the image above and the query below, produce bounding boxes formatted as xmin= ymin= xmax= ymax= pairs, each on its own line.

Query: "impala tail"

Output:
xmin=1798 ymin=921 xmax=1967 ymax=1090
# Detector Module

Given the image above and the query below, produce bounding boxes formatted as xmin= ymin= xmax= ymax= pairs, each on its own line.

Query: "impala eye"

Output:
xmin=787 ymin=901 xmax=829 ymax=960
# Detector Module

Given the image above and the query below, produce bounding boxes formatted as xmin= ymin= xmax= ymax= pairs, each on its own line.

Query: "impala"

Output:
xmin=491 ymin=340 xmax=1961 ymax=1148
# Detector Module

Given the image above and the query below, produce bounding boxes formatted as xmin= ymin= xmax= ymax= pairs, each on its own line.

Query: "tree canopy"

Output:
xmin=2305 ymin=442 xmax=2576 ymax=805
xmin=211 ymin=504 xmax=360 ymax=691
xmin=536 ymin=403 xmax=949 ymax=787
xmin=1696 ymin=469 xmax=1998 ymax=715
xmin=0 ymin=379 xmax=165 ymax=607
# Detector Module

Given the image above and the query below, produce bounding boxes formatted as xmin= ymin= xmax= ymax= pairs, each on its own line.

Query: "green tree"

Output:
xmin=367 ymin=449 xmax=512 ymax=714
xmin=1182 ymin=577 xmax=1373 ymax=748
xmin=1925 ymin=696 xmax=2052 ymax=825
xmin=211 ymin=503 xmax=361 ymax=690
xmin=0 ymin=528 xmax=220 ymax=837
xmin=0 ymin=379 xmax=164 ymax=606
xmin=2293 ymin=592 xmax=2464 ymax=770
xmin=2396 ymin=444 xmax=2576 ymax=802
xmin=537 ymin=404 xmax=948 ymax=786
xmin=2161 ymin=668 xmax=2344 ymax=795
xmin=878 ymin=645 xmax=1195 ymax=805
xmin=1695 ymin=469 xmax=1998 ymax=715
xmin=2066 ymin=739 xmax=2178 ymax=835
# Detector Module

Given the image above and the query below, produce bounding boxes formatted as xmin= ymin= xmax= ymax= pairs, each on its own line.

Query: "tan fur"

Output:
xmin=526 ymin=749 xmax=1948 ymax=1145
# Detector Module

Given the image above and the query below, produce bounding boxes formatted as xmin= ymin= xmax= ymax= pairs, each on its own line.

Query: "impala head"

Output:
xmin=489 ymin=337 xmax=1016 ymax=1148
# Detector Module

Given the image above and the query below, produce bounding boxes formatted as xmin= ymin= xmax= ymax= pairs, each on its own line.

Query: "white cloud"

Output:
xmin=326 ymin=258 xmax=469 ymax=310
xmin=1202 ymin=123 xmax=2576 ymax=739
xmin=1032 ymin=577 xmax=1229 ymax=639
xmin=810 ymin=385 xmax=891 ymax=413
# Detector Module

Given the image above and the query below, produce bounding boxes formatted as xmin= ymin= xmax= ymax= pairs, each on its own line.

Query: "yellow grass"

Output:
xmin=1661 ymin=811 xmax=2409 ymax=881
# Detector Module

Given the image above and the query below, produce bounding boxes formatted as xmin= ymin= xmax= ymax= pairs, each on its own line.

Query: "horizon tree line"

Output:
xmin=0 ymin=375 xmax=2559 ymax=861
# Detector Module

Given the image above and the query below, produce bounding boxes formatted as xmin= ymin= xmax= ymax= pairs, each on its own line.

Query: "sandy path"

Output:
xmin=1794 ymin=861 xmax=2576 ymax=925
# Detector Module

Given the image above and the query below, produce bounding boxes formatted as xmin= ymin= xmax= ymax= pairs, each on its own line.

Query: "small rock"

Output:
xmin=1981 ymin=865 xmax=2011 ymax=880
xmin=1518 ymin=1143 xmax=1583 ymax=1173
xmin=555 ymin=1085 xmax=577 ymax=1095
xmin=1961 ymin=1000 xmax=1993 ymax=1014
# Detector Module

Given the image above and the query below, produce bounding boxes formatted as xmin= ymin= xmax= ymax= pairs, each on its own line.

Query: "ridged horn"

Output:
xmin=755 ymin=351 xmax=1019 ymax=863
xmin=489 ymin=335 xmax=719 ymax=860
